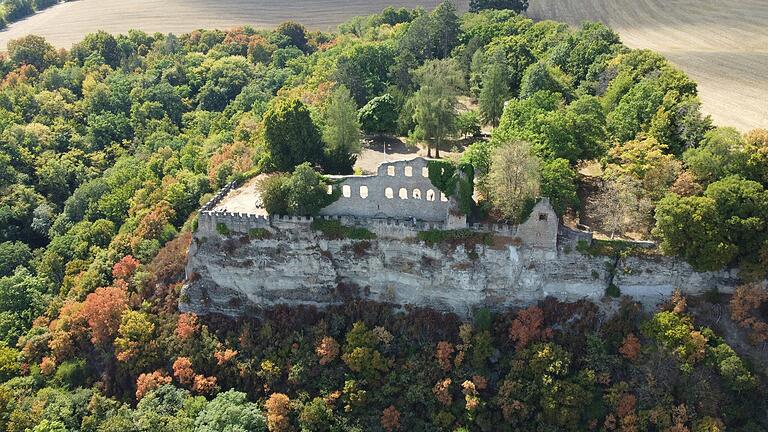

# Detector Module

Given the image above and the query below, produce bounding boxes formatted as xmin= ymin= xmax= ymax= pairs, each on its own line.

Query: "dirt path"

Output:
xmin=528 ymin=0 xmax=768 ymax=131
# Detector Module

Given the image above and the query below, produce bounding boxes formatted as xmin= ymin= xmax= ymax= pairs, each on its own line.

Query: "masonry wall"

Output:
xmin=320 ymin=158 xmax=452 ymax=222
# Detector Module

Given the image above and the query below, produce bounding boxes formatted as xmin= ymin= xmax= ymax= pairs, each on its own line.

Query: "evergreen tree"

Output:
xmin=479 ymin=58 xmax=509 ymax=127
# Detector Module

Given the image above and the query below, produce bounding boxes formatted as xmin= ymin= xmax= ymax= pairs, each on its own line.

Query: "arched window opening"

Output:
xmin=385 ymin=187 xmax=394 ymax=199
xmin=399 ymin=188 xmax=408 ymax=199
xmin=426 ymin=189 xmax=436 ymax=201
xmin=360 ymin=185 xmax=369 ymax=198
xmin=387 ymin=166 xmax=396 ymax=176
xmin=404 ymin=166 xmax=413 ymax=177
xmin=440 ymin=192 xmax=449 ymax=202
xmin=412 ymin=189 xmax=422 ymax=199
xmin=342 ymin=185 xmax=351 ymax=198
xmin=326 ymin=185 xmax=333 ymax=195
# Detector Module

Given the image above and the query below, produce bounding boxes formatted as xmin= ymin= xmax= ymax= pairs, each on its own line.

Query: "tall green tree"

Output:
xmin=358 ymin=93 xmax=399 ymax=136
xmin=322 ymin=85 xmax=361 ymax=175
xmin=263 ymin=98 xmax=324 ymax=172
xmin=431 ymin=1 xmax=461 ymax=60
xmin=409 ymin=59 xmax=464 ymax=158
xmin=478 ymin=57 xmax=509 ymax=127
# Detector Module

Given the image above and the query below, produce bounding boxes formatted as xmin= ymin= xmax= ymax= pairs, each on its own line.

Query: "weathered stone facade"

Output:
xmin=320 ymin=158 xmax=459 ymax=224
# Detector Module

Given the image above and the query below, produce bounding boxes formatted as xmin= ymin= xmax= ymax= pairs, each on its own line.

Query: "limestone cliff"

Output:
xmin=180 ymin=219 xmax=739 ymax=317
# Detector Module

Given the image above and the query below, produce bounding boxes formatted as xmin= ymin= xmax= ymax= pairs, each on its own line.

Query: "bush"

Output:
xmin=248 ymin=228 xmax=271 ymax=239
xmin=605 ymin=283 xmax=621 ymax=298
xmin=216 ymin=223 xmax=230 ymax=236
xmin=311 ymin=219 xmax=376 ymax=240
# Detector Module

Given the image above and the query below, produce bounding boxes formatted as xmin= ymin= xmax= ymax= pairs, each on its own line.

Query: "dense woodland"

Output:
xmin=0 ymin=0 xmax=766 ymax=430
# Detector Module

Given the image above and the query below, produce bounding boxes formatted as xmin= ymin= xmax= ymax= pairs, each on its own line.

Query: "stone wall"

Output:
xmin=320 ymin=158 xmax=454 ymax=223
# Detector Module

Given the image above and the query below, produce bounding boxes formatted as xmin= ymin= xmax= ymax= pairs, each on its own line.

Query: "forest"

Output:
xmin=0 ymin=0 xmax=766 ymax=430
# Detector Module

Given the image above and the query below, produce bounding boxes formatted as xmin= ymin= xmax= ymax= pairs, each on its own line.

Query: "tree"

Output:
xmin=264 ymin=98 xmax=324 ymax=172
xmin=259 ymin=163 xmax=337 ymax=216
xmin=589 ymin=176 xmax=647 ymax=238
xmin=275 ymin=21 xmax=308 ymax=52
xmin=0 ymin=241 xmax=32 ymax=277
xmin=298 ymin=397 xmax=334 ymax=432
xmin=653 ymin=194 xmax=737 ymax=272
xmin=509 ymin=306 xmax=551 ymax=349
xmin=195 ymin=390 xmax=267 ymax=432
xmin=333 ymin=42 xmax=395 ymax=106
xmin=321 ymin=85 xmax=361 ymax=175
xmin=71 ymin=31 xmax=120 ymax=67
xmin=683 ymin=127 xmax=748 ymax=185
xmin=431 ymin=1 xmax=460 ymax=60
xmin=358 ymin=94 xmax=399 ymax=136
xmin=197 ymin=56 xmax=257 ymax=111
xmin=519 ymin=61 xmax=571 ymax=100
xmin=540 ymin=158 xmax=579 ymax=216
xmin=265 ymin=393 xmax=291 ymax=432
xmin=487 ymin=140 xmax=540 ymax=222
xmin=81 ymin=287 xmax=128 ymax=345
xmin=478 ymin=58 xmax=509 ymax=127
xmin=381 ymin=406 xmax=401 ymax=432
xmin=135 ymin=371 xmax=171 ymax=401
xmin=7 ymin=35 xmax=56 ymax=71
xmin=0 ymin=269 xmax=46 ymax=345
xmin=409 ymin=59 xmax=465 ymax=158
xmin=469 ymin=0 xmax=529 ymax=13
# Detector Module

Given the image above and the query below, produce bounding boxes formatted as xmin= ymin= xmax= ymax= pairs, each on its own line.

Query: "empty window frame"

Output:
xmin=404 ymin=166 xmax=413 ymax=177
xmin=359 ymin=185 xmax=369 ymax=198
xmin=387 ymin=165 xmax=396 ymax=176
xmin=342 ymin=185 xmax=351 ymax=198
xmin=412 ymin=189 xmax=421 ymax=199
xmin=399 ymin=188 xmax=408 ymax=199
xmin=385 ymin=187 xmax=394 ymax=199
xmin=426 ymin=189 xmax=436 ymax=201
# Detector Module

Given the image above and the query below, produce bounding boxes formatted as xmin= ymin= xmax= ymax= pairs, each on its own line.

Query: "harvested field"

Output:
xmin=1 ymin=0 xmax=764 ymax=130
xmin=0 ymin=0 xmax=469 ymax=49
xmin=529 ymin=0 xmax=768 ymax=131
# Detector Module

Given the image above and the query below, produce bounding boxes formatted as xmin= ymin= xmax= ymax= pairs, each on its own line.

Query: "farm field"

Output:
xmin=0 ymin=0 xmax=469 ymax=48
xmin=0 ymin=0 xmax=765 ymax=130
xmin=529 ymin=0 xmax=768 ymax=131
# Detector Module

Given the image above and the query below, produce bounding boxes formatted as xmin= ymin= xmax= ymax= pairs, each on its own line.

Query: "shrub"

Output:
xmin=216 ymin=223 xmax=230 ymax=236
xmin=248 ymin=228 xmax=271 ymax=239
xmin=311 ymin=219 xmax=376 ymax=240
xmin=605 ymin=283 xmax=621 ymax=298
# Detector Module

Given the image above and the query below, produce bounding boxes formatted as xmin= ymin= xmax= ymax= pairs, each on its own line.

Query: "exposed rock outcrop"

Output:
xmin=180 ymin=220 xmax=740 ymax=317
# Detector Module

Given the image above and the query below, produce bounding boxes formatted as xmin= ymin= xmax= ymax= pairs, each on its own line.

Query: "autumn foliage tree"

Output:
xmin=509 ymin=306 xmax=552 ymax=350
xmin=135 ymin=370 xmax=171 ymax=400
xmin=80 ymin=286 xmax=128 ymax=346
xmin=266 ymin=393 xmax=292 ymax=432
xmin=730 ymin=284 xmax=768 ymax=344
xmin=381 ymin=405 xmax=401 ymax=432
xmin=435 ymin=341 xmax=454 ymax=372
xmin=315 ymin=336 xmax=340 ymax=365
xmin=172 ymin=356 xmax=195 ymax=386
xmin=619 ymin=333 xmax=641 ymax=361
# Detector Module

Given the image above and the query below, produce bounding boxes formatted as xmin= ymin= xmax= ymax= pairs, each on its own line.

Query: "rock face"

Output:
xmin=180 ymin=219 xmax=740 ymax=317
